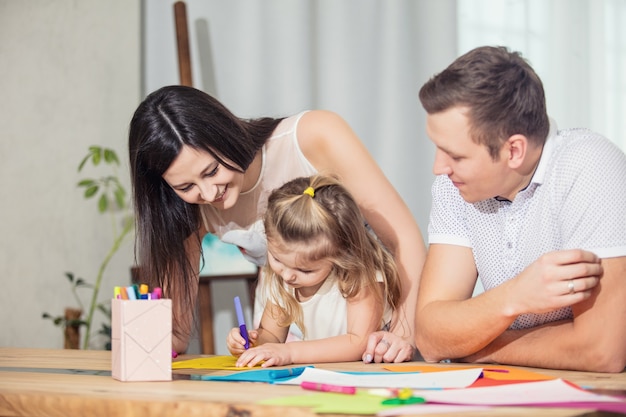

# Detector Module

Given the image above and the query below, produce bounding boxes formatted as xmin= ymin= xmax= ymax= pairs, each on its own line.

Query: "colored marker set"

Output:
xmin=111 ymin=284 xmax=172 ymax=382
xmin=114 ymin=283 xmax=162 ymax=300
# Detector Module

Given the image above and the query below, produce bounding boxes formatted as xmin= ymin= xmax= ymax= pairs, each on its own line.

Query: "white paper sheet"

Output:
xmin=413 ymin=378 xmax=624 ymax=405
xmin=274 ymin=367 xmax=483 ymax=389
xmin=378 ymin=404 xmax=492 ymax=416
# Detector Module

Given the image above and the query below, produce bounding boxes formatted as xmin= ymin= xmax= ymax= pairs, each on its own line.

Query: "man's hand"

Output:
xmin=505 ymin=249 xmax=602 ymax=317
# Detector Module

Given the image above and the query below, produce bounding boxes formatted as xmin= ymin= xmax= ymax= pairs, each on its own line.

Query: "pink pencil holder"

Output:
xmin=111 ymin=298 xmax=172 ymax=381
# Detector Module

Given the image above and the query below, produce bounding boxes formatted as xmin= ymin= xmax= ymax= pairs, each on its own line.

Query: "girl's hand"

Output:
xmin=362 ymin=331 xmax=415 ymax=363
xmin=236 ymin=343 xmax=292 ymax=368
xmin=227 ymin=328 xmax=259 ymax=356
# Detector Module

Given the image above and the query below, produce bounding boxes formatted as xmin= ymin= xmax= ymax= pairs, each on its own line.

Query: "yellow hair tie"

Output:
xmin=303 ymin=186 xmax=315 ymax=197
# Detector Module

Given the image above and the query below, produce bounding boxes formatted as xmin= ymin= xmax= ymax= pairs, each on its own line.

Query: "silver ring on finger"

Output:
xmin=381 ymin=339 xmax=391 ymax=349
xmin=567 ymin=279 xmax=575 ymax=295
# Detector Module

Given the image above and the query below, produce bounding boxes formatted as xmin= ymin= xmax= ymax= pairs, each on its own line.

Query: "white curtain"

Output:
xmin=458 ymin=0 xmax=626 ymax=151
xmin=143 ymin=0 xmax=461 ymax=236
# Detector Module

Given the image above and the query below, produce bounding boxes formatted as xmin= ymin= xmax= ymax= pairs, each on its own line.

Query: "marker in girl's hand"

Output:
xmin=234 ymin=296 xmax=249 ymax=349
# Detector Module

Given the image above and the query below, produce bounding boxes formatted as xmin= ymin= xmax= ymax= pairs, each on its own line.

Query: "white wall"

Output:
xmin=0 ymin=0 xmax=141 ymax=349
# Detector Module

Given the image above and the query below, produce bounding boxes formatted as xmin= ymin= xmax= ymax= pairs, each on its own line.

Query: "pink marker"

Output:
xmin=300 ymin=381 xmax=356 ymax=395
xmin=151 ymin=287 xmax=162 ymax=300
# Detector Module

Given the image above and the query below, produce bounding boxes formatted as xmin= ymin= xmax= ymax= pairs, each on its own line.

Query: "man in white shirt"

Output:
xmin=415 ymin=45 xmax=626 ymax=372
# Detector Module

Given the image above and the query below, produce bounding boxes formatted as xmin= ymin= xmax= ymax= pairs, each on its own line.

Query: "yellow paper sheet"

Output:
xmin=172 ymin=355 xmax=261 ymax=370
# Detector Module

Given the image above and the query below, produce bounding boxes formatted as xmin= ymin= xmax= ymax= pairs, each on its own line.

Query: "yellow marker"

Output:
xmin=398 ymin=388 xmax=412 ymax=400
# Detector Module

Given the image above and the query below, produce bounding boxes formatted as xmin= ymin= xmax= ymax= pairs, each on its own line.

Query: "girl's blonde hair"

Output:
xmin=262 ymin=174 xmax=401 ymax=337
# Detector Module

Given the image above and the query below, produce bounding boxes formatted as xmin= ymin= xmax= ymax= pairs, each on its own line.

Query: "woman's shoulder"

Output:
xmin=267 ymin=110 xmax=314 ymax=140
xmin=296 ymin=110 xmax=361 ymax=168
xmin=298 ymin=109 xmax=347 ymax=131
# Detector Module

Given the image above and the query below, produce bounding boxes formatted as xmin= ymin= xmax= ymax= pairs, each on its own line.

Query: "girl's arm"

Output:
xmin=235 ymin=287 xmax=382 ymax=367
xmin=228 ymin=302 xmax=291 ymax=358
xmin=256 ymin=302 xmax=291 ymax=345
xmin=297 ymin=110 xmax=426 ymax=360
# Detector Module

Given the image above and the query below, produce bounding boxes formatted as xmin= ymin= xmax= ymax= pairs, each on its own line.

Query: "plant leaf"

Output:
xmin=77 ymin=155 xmax=91 ymax=172
xmin=114 ymin=187 xmax=125 ymax=208
xmin=84 ymin=185 xmax=99 ymax=198
xmin=77 ymin=179 xmax=95 ymax=187
xmin=91 ymin=147 xmax=102 ymax=166
xmin=103 ymin=149 xmax=120 ymax=165
xmin=98 ymin=194 xmax=108 ymax=212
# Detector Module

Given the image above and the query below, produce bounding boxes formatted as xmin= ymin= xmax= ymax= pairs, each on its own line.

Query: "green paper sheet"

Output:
xmin=260 ymin=391 xmax=398 ymax=414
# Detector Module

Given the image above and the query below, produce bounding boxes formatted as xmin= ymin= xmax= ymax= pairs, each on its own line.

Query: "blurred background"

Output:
xmin=1 ymin=0 xmax=624 ymax=354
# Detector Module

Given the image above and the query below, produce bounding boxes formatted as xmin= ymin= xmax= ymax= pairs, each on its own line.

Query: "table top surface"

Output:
xmin=1 ymin=347 xmax=625 ymax=417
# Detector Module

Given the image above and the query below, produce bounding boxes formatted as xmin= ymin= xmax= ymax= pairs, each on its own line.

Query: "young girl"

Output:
xmin=227 ymin=175 xmax=402 ymax=367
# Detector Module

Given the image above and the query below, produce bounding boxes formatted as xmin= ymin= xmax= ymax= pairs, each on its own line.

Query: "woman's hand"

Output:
xmin=362 ymin=331 xmax=415 ymax=363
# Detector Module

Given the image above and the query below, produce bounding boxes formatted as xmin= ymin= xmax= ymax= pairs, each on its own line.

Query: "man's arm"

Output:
xmin=463 ymin=256 xmax=626 ymax=372
xmin=415 ymin=243 xmax=517 ymax=361
xmin=416 ymin=244 xmax=605 ymax=365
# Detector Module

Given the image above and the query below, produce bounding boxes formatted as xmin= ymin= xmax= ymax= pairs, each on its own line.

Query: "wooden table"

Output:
xmin=1 ymin=347 xmax=625 ymax=417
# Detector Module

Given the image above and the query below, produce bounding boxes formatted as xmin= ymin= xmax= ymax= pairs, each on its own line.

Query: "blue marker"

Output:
xmin=126 ymin=285 xmax=137 ymax=300
xmin=269 ymin=366 xmax=309 ymax=380
xmin=234 ymin=296 xmax=249 ymax=349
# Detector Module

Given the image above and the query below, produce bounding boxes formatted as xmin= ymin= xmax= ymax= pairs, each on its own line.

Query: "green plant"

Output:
xmin=42 ymin=272 xmax=89 ymax=327
xmin=42 ymin=146 xmax=133 ymax=350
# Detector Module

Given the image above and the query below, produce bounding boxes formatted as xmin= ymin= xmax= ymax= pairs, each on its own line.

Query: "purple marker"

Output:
xmin=234 ymin=296 xmax=249 ymax=349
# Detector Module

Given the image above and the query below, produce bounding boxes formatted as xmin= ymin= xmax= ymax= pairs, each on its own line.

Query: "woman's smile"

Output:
xmin=211 ymin=184 xmax=228 ymax=203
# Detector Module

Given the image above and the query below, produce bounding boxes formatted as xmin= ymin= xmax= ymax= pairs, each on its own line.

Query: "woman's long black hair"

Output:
xmin=128 ymin=85 xmax=283 ymax=343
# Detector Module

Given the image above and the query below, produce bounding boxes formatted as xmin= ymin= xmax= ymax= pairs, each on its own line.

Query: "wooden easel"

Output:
xmin=173 ymin=1 xmax=193 ymax=87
